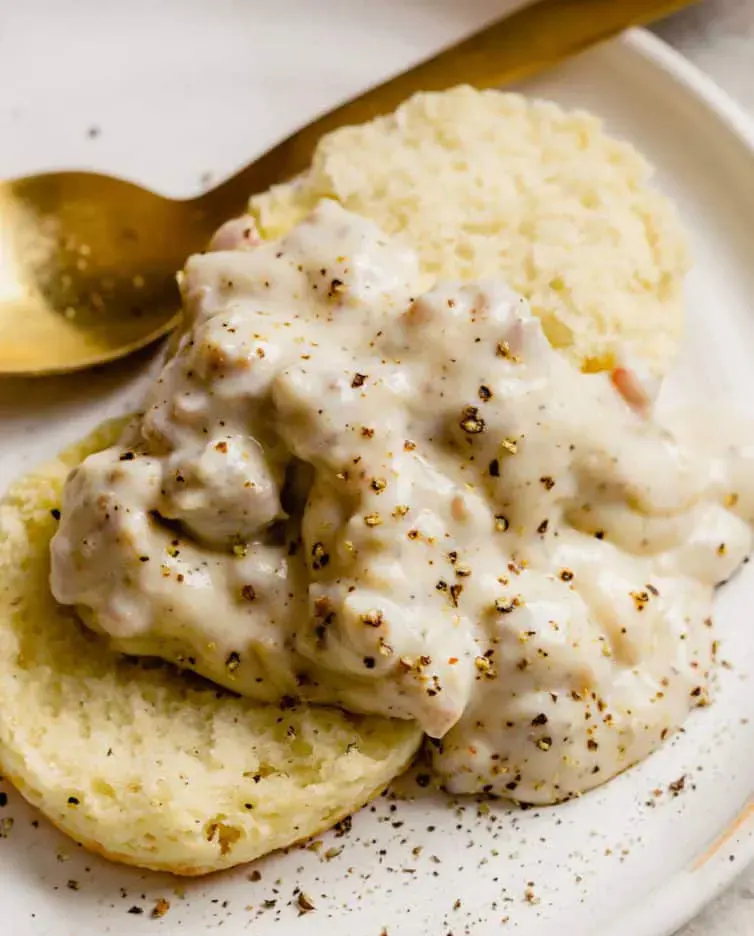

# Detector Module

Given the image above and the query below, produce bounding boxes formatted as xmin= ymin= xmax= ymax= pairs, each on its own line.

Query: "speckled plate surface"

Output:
xmin=1 ymin=3 xmax=753 ymax=934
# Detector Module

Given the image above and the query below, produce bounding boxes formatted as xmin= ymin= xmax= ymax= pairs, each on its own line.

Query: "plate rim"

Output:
xmin=589 ymin=25 xmax=754 ymax=936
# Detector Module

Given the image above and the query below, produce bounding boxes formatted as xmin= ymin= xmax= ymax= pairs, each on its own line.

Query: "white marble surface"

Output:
xmin=654 ymin=6 xmax=754 ymax=934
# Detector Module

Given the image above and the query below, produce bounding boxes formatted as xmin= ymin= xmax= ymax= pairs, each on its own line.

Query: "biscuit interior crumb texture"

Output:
xmin=0 ymin=419 xmax=421 ymax=875
xmin=251 ymin=87 xmax=689 ymax=374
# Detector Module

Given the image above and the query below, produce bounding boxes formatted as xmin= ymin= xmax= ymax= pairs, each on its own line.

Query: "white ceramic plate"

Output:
xmin=1 ymin=3 xmax=753 ymax=934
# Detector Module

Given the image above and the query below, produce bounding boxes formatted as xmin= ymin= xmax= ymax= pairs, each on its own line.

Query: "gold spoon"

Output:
xmin=0 ymin=0 xmax=694 ymax=376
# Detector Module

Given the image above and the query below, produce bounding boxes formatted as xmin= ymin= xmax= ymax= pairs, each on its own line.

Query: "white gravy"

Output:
xmin=50 ymin=201 xmax=754 ymax=803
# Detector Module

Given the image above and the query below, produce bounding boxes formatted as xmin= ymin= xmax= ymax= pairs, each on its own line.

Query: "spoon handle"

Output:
xmin=201 ymin=0 xmax=695 ymax=219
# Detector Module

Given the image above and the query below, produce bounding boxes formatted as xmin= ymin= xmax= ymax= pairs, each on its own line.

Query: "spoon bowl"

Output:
xmin=0 ymin=173 xmax=215 ymax=374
